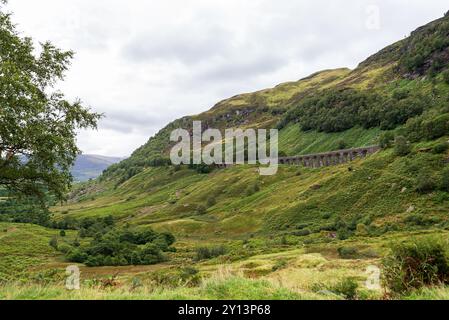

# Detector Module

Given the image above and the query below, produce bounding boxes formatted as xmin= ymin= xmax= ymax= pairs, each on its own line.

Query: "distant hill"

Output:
xmin=72 ymin=155 xmax=124 ymax=182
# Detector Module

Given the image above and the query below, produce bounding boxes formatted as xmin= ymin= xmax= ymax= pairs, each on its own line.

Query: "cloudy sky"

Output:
xmin=6 ymin=0 xmax=449 ymax=157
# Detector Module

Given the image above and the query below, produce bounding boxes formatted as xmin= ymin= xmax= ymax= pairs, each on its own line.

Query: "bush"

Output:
xmin=337 ymin=247 xmax=359 ymax=259
xmin=421 ymin=114 xmax=449 ymax=141
xmin=321 ymin=212 xmax=332 ymax=220
xmin=195 ymin=245 xmax=227 ymax=261
xmin=65 ymin=228 xmax=175 ymax=266
xmin=432 ymin=143 xmax=449 ymax=154
xmin=337 ymin=228 xmax=352 ymax=240
xmin=57 ymin=243 xmax=72 ymax=254
xmin=331 ymin=278 xmax=359 ymax=300
xmin=382 ymin=237 xmax=449 ymax=294
xmin=394 ymin=136 xmax=411 ymax=156
xmin=59 ymin=230 xmax=66 ymax=237
xmin=416 ymin=170 xmax=436 ymax=194
xmin=337 ymin=139 xmax=347 ymax=150
xmin=272 ymin=259 xmax=288 ymax=271
xmin=196 ymin=205 xmax=207 ymax=215
xmin=292 ymin=229 xmax=311 ymax=237
xmin=404 ymin=214 xmax=440 ymax=227
xmin=49 ymin=236 xmax=58 ymax=250
xmin=149 ymin=267 xmax=201 ymax=288
xmin=245 ymin=183 xmax=260 ymax=196
xmin=379 ymin=132 xmax=395 ymax=148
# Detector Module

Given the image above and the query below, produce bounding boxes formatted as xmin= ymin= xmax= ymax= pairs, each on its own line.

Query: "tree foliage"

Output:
xmin=277 ymin=88 xmax=428 ymax=133
xmin=0 ymin=3 xmax=101 ymax=202
xmin=66 ymin=228 xmax=176 ymax=266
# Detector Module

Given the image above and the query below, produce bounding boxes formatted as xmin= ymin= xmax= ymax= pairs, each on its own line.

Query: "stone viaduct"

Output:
xmin=214 ymin=145 xmax=381 ymax=169
xmin=278 ymin=145 xmax=381 ymax=168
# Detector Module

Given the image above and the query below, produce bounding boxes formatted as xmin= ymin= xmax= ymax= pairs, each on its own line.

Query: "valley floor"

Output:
xmin=1 ymin=221 xmax=449 ymax=300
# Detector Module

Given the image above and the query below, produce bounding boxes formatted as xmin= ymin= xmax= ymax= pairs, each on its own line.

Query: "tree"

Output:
xmin=379 ymin=132 xmax=394 ymax=148
xmin=394 ymin=136 xmax=411 ymax=156
xmin=0 ymin=2 xmax=101 ymax=203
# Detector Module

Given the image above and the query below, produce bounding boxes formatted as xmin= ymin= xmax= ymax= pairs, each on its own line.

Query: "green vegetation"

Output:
xmin=394 ymin=136 xmax=411 ymax=156
xmin=3 ymin=8 xmax=449 ymax=300
xmin=65 ymin=228 xmax=175 ymax=267
xmin=0 ymin=3 xmax=101 ymax=202
xmin=278 ymin=87 xmax=428 ymax=133
xmin=383 ymin=237 xmax=449 ymax=295
xmin=398 ymin=13 xmax=449 ymax=75
xmin=195 ymin=245 xmax=227 ymax=261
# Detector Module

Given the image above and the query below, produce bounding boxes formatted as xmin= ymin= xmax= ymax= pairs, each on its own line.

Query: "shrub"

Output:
xmin=195 ymin=245 xmax=227 ymax=261
xmin=196 ymin=205 xmax=207 ymax=215
xmin=382 ymin=237 xmax=449 ymax=294
xmin=321 ymin=212 xmax=332 ymax=220
xmin=422 ymin=114 xmax=449 ymax=141
xmin=149 ymin=267 xmax=201 ymax=288
xmin=379 ymin=132 xmax=395 ymax=148
xmin=49 ymin=236 xmax=58 ymax=250
xmin=72 ymin=238 xmax=80 ymax=247
xmin=337 ymin=228 xmax=352 ymax=240
xmin=337 ymin=139 xmax=347 ymax=150
xmin=337 ymin=246 xmax=359 ymax=259
xmin=245 ymin=183 xmax=260 ymax=196
xmin=416 ymin=170 xmax=436 ymax=194
xmin=331 ymin=278 xmax=359 ymax=300
xmin=272 ymin=259 xmax=288 ymax=272
xmin=404 ymin=214 xmax=440 ymax=227
xmin=57 ymin=243 xmax=72 ymax=254
xmin=432 ymin=142 xmax=449 ymax=154
xmin=65 ymin=228 xmax=175 ymax=266
xmin=292 ymin=229 xmax=311 ymax=237
xmin=394 ymin=136 xmax=411 ymax=156
xmin=59 ymin=230 xmax=66 ymax=237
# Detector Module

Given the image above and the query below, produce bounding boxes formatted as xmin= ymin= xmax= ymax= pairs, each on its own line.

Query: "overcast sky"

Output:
xmin=6 ymin=0 xmax=449 ymax=157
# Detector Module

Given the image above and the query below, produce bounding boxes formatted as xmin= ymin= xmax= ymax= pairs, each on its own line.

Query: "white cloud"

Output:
xmin=5 ymin=0 xmax=449 ymax=156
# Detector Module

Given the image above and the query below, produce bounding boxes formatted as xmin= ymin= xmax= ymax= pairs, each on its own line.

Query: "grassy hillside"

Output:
xmin=2 ymin=11 xmax=449 ymax=300
xmin=55 ymin=137 xmax=449 ymax=240
xmin=0 ymin=222 xmax=74 ymax=282
xmin=103 ymin=11 xmax=449 ymax=185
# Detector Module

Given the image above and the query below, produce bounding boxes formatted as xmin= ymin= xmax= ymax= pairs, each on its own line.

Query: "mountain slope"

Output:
xmin=102 ymin=11 xmax=449 ymax=184
xmin=57 ymin=12 xmax=449 ymax=239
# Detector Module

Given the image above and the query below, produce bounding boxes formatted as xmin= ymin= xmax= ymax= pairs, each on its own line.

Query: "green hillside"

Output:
xmin=2 ymin=11 xmax=449 ymax=300
xmin=103 ymin=11 xmax=449 ymax=184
